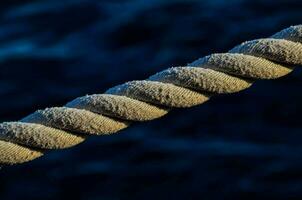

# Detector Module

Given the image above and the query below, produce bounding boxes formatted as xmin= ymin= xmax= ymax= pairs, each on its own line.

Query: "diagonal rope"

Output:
xmin=0 ymin=25 xmax=301 ymax=165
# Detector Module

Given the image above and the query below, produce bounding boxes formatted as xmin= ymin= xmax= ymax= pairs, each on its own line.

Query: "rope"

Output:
xmin=0 ymin=25 xmax=301 ymax=165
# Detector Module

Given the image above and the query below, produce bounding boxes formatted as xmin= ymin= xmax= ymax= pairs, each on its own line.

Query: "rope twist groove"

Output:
xmin=0 ymin=25 xmax=301 ymax=165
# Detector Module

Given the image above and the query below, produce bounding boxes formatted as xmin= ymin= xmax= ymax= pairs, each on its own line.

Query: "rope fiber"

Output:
xmin=0 ymin=25 xmax=301 ymax=165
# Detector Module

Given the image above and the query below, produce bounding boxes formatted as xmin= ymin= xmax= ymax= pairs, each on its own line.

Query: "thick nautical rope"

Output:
xmin=0 ymin=25 xmax=301 ymax=165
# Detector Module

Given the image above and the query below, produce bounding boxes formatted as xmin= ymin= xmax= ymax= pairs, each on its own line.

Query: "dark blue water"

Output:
xmin=0 ymin=0 xmax=302 ymax=199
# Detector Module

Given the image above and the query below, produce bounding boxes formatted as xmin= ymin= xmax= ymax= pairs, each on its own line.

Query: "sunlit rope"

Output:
xmin=0 ymin=25 xmax=301 ymax=165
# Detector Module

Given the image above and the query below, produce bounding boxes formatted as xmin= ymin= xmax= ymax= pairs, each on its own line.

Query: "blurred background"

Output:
xmin=0 ymin=0 xmax=302 ymax=199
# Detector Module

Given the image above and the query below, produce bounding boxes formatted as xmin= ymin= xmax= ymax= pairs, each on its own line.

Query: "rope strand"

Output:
xmin=0 ymin=25 xmax=301 ymax=165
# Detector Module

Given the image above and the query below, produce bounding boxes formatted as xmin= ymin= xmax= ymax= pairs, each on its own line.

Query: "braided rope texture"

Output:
xmin=0 ymin=25 xmax=301 ymax=165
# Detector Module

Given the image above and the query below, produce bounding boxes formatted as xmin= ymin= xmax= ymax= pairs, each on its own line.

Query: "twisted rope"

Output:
xmin=1 ymin=25 xmax=301 ymax=165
